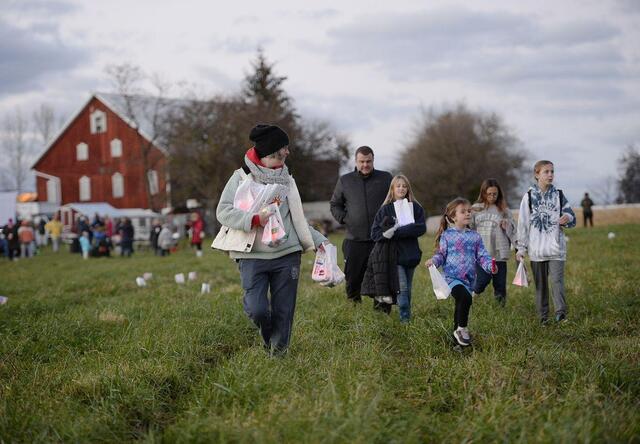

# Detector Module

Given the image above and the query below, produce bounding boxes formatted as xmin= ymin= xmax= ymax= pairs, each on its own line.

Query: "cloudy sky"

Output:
xmin=1 ymin=0 xmax=639 ymax=202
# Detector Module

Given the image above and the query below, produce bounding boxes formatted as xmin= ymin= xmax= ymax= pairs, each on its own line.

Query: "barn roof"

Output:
xmin=31 ymin=92 xmax=188 ymax=170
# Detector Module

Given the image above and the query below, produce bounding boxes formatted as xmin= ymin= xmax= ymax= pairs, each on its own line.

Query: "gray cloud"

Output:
xmin=4 ymin=0 xmax=78 ymax=16
xmin=210 ymin=36 xmax=272 ymax=54
xmin=0 ymin=19 xmax=91 ymax=97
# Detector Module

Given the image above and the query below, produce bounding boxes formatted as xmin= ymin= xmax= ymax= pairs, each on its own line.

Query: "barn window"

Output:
xmin=112 ymin=172 xmax=124 ymax=198
xmin=110 ymin=138 xmax=122 ymax=157
xmin=46 ymin=179 xmax=59 ymax=203
xmin=76 ymin=142 xmax=88 ymax=161
xmin=147 ymin=170 xmax=159 ymax=195
xmin=79 ymin=176 xmax=91 ymax=201
xmin=90 ymin=110 xmax=107 ymax=134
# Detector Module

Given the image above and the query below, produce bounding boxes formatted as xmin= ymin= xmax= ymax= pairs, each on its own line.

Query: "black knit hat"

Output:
xmin=249 ymin=124 xmax=289 ymax=158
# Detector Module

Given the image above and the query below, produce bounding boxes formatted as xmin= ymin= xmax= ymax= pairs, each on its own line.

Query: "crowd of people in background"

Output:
xmin=0 ymin=211 xmax=204 ymax=261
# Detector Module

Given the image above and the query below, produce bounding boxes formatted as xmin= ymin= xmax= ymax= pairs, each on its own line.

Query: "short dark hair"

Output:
xmin=355 ymin=146 xmax=374 ymax=158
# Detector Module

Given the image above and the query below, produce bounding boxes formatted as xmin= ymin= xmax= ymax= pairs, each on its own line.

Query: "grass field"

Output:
xmin=1 ymin=225 xmax=639 ymax=443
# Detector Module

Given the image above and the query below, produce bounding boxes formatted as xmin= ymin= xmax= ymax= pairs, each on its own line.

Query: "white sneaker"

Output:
xmin=453 ymin=327 xmax=471 ymax=346
xmin=460 ymin=327 xmax=471 ymax=342
xmin=381 ymin=296 xmax=393 ymax=304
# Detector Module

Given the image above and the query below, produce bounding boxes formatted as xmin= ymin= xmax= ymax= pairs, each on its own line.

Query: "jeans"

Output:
xmin=239 ymin=252 xmax=301 ymax=353
xmin=397 ymin=265 xmax=416 ymax=322
xmin=474 ymin=261 xmax=507 ymax=303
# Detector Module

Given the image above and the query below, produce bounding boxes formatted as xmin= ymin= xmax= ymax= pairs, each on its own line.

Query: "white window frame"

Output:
xmin=46 ymin=179 xmax=59 ymax=203
xmin=110 ymin=138 xmax=122 ymax=157
xmin=76 ymin=142 xmax=88 ymax=161
xmin=90 ymin=110 xmax=107 ymax=134
xmin=147 ymin=170 xmax=159 ymax=195
xmin=112 ymin=172 xmax=124 ymax=198
xmin=79 ymin=175 xmax=91 ymax=201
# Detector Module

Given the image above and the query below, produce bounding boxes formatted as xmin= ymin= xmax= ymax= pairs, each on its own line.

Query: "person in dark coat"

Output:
xmin=368 ymin=175 xmax=427 ymax=322
xmin=150 ymin=219 xmax=162 ymax=255
xmin=580 ymin=192 xmax=594 ymax=227
xmin=119 ymin=218 xmax=134 ymax=257
xmin=330 ymin=146 xmax=393 ymax=312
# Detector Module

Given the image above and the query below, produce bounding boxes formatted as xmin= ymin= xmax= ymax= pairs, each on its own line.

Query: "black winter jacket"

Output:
xmin=330 ymin=169 xmax=392 ymax=241
xmin=371 ymin=201 xmax=426 ymax=267
xmin=360 ymin=239 xmax=399 ymax=302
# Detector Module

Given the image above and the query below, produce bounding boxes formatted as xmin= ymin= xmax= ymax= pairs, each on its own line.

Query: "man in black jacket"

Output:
xmin=330 ymin=146 xmax=392 ymax=311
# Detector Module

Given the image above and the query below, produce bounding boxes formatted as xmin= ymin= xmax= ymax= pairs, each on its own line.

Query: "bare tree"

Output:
xmin=32 ymin=104 xmax=58 ymax=146
xmin=105 ymin=63 xmax=171 ymax=211
xmin=1 ymin=109 xmax=33 ymax=193
xmin=398 ymin=103 xmax=527 ymax=214
xmin=589 ymin=175 xmax=618 ymax=205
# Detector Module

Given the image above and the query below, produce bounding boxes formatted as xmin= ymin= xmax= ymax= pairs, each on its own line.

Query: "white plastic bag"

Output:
xmin=428 ymin=265 xmax=451 ymax=300
xmin=512 ymin=260 xmax=529 ymax=287
xmin=312 ymin=244 xmax=344 ymax=287
xmin=261 ymin=204 xmax=288 ymax=247
xmin=233 ymin=178 xmax=256 ymax=211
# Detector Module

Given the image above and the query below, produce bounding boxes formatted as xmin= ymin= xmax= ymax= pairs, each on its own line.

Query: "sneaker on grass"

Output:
xmin=555 ymin=313 xmax=568 ymax=323
xmin=453 ymin=328 xmax=471 ymax=346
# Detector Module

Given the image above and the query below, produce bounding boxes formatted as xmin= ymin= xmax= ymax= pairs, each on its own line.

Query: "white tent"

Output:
xmin=0 ymin=192 xmax=17 ymax=225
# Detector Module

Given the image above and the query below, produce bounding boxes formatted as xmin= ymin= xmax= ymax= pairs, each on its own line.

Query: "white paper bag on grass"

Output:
xmin=175 ymin=273 xmax=185 ymax=284
xmin=201 ymin=283 xmax=211 ymax=294
xmin=428 ymin=265 xmax=451 ymax=300
xmin=512 ymin=260 xmax=529 ymax=287
xmin=135 ymin=277 xmax=147 ymax=287
xmin=143 ymin=272 xmax=153 ymax=280
xmin=188 ymin=271 xmax=197 ymax=281
xmin=0 ymin=296 xmax=7 ymax=305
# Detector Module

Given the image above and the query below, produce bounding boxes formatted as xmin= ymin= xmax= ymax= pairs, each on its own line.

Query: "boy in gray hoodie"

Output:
xmin=215 ymin=124 xmax=328 ymax=356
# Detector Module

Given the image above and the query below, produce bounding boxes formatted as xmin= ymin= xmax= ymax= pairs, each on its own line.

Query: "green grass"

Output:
xmin=1 ymin=225 xmax=639 ymax=443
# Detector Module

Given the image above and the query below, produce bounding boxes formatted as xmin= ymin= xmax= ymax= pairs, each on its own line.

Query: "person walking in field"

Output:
xmin=45 ymin=215 xmax=63 ymax=253
xmin=470 ymin=178 xmax=516 ymax=307
xmin=365 ymin=175 xmax=426 ymax=322
xmin=18 ymin=220 xmax=35 ymax=259
xmin=580 ymin=192 xmax=595 ymax=228
xmin=214 ymin=124 xmax=330 ymax=356
xmin=425 ymin=198 xmax=496 ymax=347
xmin=516 ymin=160 xmax=576 ymax=324
xmin=330 ymin=146 xmax=393 ymax=312
xmin=189 ymin=212 xmax=205 ymax=258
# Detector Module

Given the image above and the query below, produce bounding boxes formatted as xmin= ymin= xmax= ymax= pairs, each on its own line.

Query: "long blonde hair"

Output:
xmin=383 ymin=174 xmax=416 ymax=205
xmin=434 ymin=197 xmax=470 ymax=250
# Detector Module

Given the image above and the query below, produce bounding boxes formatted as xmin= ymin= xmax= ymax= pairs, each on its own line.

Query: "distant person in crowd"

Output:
xmin=79 ymin=231 xmax=91 ymax=260
xmin=5 ymin=219 xmax=19 ymax=260
xmin=119 ymin=218 xmax=134 ymax=257
xmin=45 ymin=215 xmax=63 ymax=253
xmin=425 ymin=198 xmax=497 ymax=347
xmin=0 ymin=221 xmax=9 ymax=258
xmin=330 ymin=145 xmax=393 ymax=312
xmin=77 ymin=216 xmax=92 ymax=243
xmin=516 ymin=160 xmax=576 ymax=325
xmin=215 ymin=124 xmax=329 ymax=356
xmin=470 ymin=179 xmax=516 ymax=307
xmin=104 ymin=216 xmax=114 ymax=238
xmin=189 ymin=212 xmax=205 ymax=257
xmin=92 ymin=225 xmax=111 ymax=257
xmin=150 ymin=219 xmax=162 ymax=255
xmin=364 ymin=175 xmax=426 ymax=322
xmin=18 ymin=220 xmax=35 ymax=259
xmin=158 ymin=223 xmax=173 ymax=256
xmin=36 ymin=217 xmax=47 ymax=247
xmin=91 ymin=212 xmax=103 ymax=228
xmin=580 ymin=192 xmax=595 ymax=228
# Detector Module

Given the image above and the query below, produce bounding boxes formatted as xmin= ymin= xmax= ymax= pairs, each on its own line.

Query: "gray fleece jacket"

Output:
xmin=216 ymin=169 xmax=327 ymax=260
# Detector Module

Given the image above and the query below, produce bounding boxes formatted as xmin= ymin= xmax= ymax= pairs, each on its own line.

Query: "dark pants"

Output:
xmin=583 ymin=211 xmax=593 ymax=227
xmin=342 ymin=239 xmax=391 ymax=313
xmin=239 ymin=252 xmax=301 ymax=353
xmin=474 ymin=261 xmax=507 ymax=304
xmin=451 ymin=285 xmax=473 ymax=330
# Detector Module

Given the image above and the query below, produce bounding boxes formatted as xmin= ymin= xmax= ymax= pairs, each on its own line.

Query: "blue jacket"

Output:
xmin=371 ymin=201 xmax=426 ymax=267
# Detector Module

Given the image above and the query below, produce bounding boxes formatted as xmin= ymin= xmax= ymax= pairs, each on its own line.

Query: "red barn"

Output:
xmin=32 ymin=93 xmax=173 ymax=212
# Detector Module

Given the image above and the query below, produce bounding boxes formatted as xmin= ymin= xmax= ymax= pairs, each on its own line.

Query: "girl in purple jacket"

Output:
xmin=425 ymin=198 xmax=496 ymax=347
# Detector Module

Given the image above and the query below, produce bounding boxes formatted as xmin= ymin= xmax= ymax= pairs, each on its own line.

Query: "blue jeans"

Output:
xmin=239 ymin=252 xmax=301 ymax=353
xmin=397 ymin=265 xmax=416 ymax=322
xmin=473 ymin=261 xmax=507 ymax=301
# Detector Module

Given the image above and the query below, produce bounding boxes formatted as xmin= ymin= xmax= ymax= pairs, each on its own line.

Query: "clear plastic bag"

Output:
xmin=428 ymin=265 xmax=451 ymax=300
xmin=512 ymin=260 xmax=529 ymax=287
xmin=312 ymin=244 xmax=344 ymax=287
xmin=233 ymin=178 xmax=256 ymax=211
xmin=261 ymin=204 xmax=288 ymax=247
